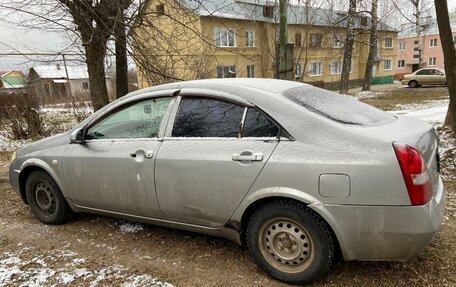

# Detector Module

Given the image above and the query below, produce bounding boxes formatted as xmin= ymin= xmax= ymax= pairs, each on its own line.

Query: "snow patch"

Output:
xmin=353 ymin=90 xmax=385 ymax=100
xmin=0 ymin=247 xmax=172 ymax=287
xmin=119 ymin=223 xmax=144 ymax=233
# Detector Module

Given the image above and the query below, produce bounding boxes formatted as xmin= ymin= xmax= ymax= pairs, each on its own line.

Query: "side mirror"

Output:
xmin=69 ymin=128 xmax=87 ymax=144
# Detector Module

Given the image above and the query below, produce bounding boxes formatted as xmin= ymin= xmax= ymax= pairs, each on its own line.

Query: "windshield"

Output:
xmin=282 ymin=86 xmax=396 ymax=126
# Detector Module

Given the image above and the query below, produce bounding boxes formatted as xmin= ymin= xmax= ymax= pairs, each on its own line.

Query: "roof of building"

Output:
xmin=0 ymin=71 xmax=26 ymax=89
xmin=178 ymin=0 xmax=396 ymax=31
xmin=399 ymin=13 xmax=456 ymax=38
xmin=31 ymin=65 xmax=89 ymax=80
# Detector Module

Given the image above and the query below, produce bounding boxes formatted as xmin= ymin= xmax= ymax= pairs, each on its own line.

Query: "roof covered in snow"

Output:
xmin=178 ymin=0 xmax=396 ymax=31
xmin=30 ymin=65 xmax=89 ymax=80
xmin=399 ymin=17 xmax=456 ymax=38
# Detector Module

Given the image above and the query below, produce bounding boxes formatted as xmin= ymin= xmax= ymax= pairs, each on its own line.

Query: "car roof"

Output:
xmin=127 ymin=78 xmax=309 ymax=99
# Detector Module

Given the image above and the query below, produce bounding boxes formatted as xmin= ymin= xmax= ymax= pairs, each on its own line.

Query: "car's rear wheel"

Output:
xmin=25 ymin=170 xmax=72 ymax=224
xmin=409 ymin=80 xmax=419 ymax=88
xmin=246 ymin=200 xmax=334 ymax=285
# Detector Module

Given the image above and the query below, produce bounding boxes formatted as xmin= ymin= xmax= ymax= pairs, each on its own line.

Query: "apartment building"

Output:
xmin=397 ymin=13 xmax=456 ymax=77
xmin=133 ymin=0 xmax=398 ymax=89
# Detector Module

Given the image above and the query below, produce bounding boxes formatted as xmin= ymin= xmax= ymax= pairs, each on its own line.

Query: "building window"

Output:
xmin=309 ymin=62 xmax=323 ymax=76
xmin=217 ymin=65 xmax=237 ymax=78
xmin=413 ymin=54 xmax=420 ymax=59
xmin=384 ymin=59 xmax=392 ymax=71
xmin=398 ymin=42 xmax=406 ymax=51
xmin=398 ymin=60 xmax=405 ymax=68
xmin=414 ymin=40 xmax=419 ymax=45
xmin=263 ymin=6 xmax=274 ymax=18
xmin=295 ymin=33 xmax=302 ymax=47
xmin=453 ymin=36 xmax=456 ymax=43
xmin=331 ymin=61 xmax=342 ymax=74
xmin=384 ymin=38 xmax=393 ymax=48
xmin=428 ymin=57 xmax=436 ymax=66
xmin=309 ymin=34 xmax=322 ymax=48
xmin=333 ymin=34 xmax=343 ymax=48
xmin=429 ymin=38 xmax=438 ymax=47
xmin=156 ymin=4 xmax=165 ymax=15
xmin=245 ymin=30 xmax=255 ymax=47
xmin=214 ymin=28 xmax=236 ymax=47
xmin=295 ymin=62 xmax=303 ymax=78
xmin=247 ymin=65 xmax=255 ymax=78
xmin=82 ymin=81 xmax=89 ymax=90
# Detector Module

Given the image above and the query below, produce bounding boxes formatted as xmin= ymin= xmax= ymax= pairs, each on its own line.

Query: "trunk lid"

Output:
xmin=352 ymin=115 xmax=440 ymax=192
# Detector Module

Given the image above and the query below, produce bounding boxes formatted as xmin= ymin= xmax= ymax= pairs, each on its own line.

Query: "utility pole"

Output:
xmin=278 ymin=0 xmax=289 ymax=80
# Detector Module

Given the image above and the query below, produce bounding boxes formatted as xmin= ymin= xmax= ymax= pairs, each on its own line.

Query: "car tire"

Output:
xmin=409 ymin=81 xmax=419 ymax=88
xmin=25 ymin=170 xmax=73 ymax=225
xmin=246 ymin=200 xmax=335 ymax=285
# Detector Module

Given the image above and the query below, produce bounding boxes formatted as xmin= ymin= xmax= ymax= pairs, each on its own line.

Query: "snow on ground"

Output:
xmin=119 ymin=223 xmax=145 ymax=234
xmin=352 ymin=90 xmax=385 ymax=100
xmin=0 ymin=247 xmax=173 ymax=287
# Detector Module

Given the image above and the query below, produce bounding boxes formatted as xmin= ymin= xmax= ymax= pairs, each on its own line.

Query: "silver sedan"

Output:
xmin=9 ymin=79 xmax=446 ymax=285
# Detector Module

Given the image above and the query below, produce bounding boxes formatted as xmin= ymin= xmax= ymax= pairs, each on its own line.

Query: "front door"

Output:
xmin=155 ymin=97 xmax=280 ymax=227
xmin=62 ymin=97 xmax=173 ymax=218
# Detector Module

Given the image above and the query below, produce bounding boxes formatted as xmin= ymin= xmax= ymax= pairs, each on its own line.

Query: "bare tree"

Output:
xmin=0 ymin=0 xmax=142 ymax=110
xmin=434 ymin=0 xmax=456 ymax=130
xmin=361 ymin=0 xmax=378 ymax=91
xmin=340 ymin=0 xmax=357 ymax=94
xmin=393 ymin=0 xmax=434 ymax=70
xmin=114 ymin=0 xmax=134 ymax=99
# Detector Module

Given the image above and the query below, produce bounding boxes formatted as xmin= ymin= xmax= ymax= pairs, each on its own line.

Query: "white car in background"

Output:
xmin=402 ymin=68 xmax=447 ymax=88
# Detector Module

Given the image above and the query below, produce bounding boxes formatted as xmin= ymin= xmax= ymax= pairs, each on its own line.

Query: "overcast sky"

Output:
xmin=1 ymin=0 xmax=456 ymax=72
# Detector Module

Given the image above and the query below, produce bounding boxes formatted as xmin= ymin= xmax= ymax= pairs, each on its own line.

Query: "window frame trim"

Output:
xmin=84 ymin=95 xmax=177 ymax=142
xmin=164 ymin=92 xmax=291 ymax=140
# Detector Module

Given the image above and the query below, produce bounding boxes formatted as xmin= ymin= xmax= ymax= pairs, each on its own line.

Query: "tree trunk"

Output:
xmin=435 ymin=0 xmax=456 ymax=131
xmin=362 ymin=0 xmax=378 ymax=91
xmin=278 ymin=0 xmax=289 ymax=80
xmin=86 ymin=43 xmax=109 ymax=111
xmin=115 ymin=20 xmax=129 ymax=99
xmin=340 ymin=0 xmax=357 ymax=94
xmin=415 ymin=0 xmax=423 ymax=69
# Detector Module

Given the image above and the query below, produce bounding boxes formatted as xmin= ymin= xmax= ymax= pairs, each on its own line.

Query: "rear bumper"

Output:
xmin=312 ymin=176 xmax=446 ymax=261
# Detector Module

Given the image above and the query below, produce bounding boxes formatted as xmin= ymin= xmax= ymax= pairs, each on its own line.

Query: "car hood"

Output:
xmin=17 ymin=132 xmax=70 ymax=158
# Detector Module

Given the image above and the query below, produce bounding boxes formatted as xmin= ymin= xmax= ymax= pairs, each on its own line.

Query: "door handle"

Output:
xmin=232 ymin=151 xmax=264 ymax=162
xmin=130 ymin=150 xmax=154 ymax=160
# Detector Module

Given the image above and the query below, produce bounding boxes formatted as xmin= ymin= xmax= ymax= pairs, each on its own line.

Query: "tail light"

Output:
xmin=393 ymin=142 xmax=432 ymax=206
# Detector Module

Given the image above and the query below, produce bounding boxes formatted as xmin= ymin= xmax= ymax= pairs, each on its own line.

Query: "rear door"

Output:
xmin=155 ymin=95 xmax=280 ymax=227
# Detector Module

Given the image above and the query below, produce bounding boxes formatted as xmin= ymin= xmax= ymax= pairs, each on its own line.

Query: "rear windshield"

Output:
xmin=282 ymin=86 xmax=396 ymax=126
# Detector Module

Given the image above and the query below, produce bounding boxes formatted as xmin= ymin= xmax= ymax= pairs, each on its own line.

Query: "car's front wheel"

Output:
xmin=246 ymin=200 xmax=335 ymax=285
xmin=25 ymin=170 xmax=73 ymax=224
xmin=409 ymin=80 xmax=419 ymax=88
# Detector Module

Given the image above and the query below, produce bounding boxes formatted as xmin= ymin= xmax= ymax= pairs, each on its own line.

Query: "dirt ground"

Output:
xmin=1 ymin=86 xmax=455 ymax=286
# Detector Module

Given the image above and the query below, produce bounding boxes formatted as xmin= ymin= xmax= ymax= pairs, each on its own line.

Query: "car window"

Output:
xmin=172 ymin=98 xmax=245 ymax=137
xmin=87 ymin=97 xmax=172 ymax=140
xmin=416 ymin=70 xmax=429 ymax=75
xmin=283 ymin=86 xmax=396 ymax=126
xmin=243 ymin=108 xmax=279 ymax=137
